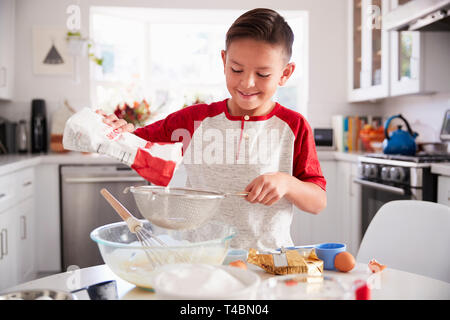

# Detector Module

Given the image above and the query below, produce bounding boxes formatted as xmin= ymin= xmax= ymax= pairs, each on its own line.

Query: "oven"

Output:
xmin=354 ymin=154 xmax=447 ymax=238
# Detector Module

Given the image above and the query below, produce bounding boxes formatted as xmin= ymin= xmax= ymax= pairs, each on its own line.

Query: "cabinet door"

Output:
xmin=0 ymin=207 xmax=18 ymax=291
xmin=0 ymin=0 xmax=15 ymax=100
xmin=291 ymin=160 xmax=362 ymax=255
xmin=349 ymin=163 xmax=362 ymax=256
xmin=390 ymin=29 xmax=421 ymax=96
xmin=336 ymin=161 xmax=351 ymax=248
xmin=16 ymin=197 xmax=36 ymax=283
xmin=290 ymin=160 xmax=338 ymax=246
xmin=389 ymin=0 xmax=422 ymax=96
xmin=0 ymin=172 xmax=15 ymax=213
xmin=348 ymin=0 xmax=389 ymax=102
xmin=437 ymin=176 xmax=450 ymax=207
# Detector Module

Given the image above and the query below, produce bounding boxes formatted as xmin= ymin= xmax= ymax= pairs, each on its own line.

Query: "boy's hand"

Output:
xmin=95 ymin=109 xmax=135 ymax=133
xmin=244 ymin=172 xmax=289 ymax=206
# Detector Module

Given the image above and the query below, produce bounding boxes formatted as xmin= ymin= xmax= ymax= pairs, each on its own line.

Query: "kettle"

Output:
xmin=382 ymin=114 xmax=418 ymax=155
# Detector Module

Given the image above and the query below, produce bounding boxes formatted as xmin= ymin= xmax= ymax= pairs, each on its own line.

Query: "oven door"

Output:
xmin=353 ymin=179 xmax=422 ymax=239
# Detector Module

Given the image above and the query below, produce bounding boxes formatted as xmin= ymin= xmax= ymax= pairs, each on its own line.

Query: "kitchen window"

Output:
xmin=90 ymin=7 xmax=308 ymax=122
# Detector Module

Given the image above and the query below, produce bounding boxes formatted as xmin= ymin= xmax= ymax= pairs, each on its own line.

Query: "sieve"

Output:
xmin=124 ymin=186 xmax=248 ymax=230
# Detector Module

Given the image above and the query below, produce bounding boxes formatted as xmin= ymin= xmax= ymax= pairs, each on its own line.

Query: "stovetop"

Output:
xmin=364 ymin=153 xmax=450 ymax=163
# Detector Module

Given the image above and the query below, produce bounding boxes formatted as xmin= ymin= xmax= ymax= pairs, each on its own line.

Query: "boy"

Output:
xmin=98 ymin=8 xmax=326 ymax=251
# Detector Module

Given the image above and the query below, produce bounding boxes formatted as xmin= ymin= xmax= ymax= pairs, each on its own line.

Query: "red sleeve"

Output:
xmin=293 ymin=119 xmax=326 ymax=191
xmin=133 ymin=101 xmax=225 ymax=154
xmin=275 ymin=106 xmax=326 ymax=191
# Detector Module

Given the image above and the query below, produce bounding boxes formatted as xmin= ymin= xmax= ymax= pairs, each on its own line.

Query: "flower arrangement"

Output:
xmin=114 ymin=100 xmax=151 ymax=128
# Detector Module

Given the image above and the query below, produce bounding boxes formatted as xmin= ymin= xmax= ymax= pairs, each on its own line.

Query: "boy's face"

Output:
xmin=221 ymin=38 xmax=295 ymax=116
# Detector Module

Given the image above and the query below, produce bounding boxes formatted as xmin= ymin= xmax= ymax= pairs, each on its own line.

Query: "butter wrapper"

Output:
xmin=247 ymin=247 xmax=323 ymax=276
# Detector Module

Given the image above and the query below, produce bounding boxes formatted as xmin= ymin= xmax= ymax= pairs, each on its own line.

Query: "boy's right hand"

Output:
xmin=95 ymin=109 xmax=135 ymax=133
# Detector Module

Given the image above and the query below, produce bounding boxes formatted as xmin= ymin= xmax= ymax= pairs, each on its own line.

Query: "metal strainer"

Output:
xmin=124 ymin=186 xmax=247 ymax=230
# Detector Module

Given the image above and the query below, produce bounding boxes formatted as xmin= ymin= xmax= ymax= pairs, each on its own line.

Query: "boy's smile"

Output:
xmin=221 ymin=38 xmax=295 ymax=117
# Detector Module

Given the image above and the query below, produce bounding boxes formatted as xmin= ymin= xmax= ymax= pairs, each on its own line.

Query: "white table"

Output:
xmin=5 ymin=263 xmax=450 ymax=300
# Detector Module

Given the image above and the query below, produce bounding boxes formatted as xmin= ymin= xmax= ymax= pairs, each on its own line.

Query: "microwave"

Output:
xmin=313 ymin=128 xmax=335 ymax=150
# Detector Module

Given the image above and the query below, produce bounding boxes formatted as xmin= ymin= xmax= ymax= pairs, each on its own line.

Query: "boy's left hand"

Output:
xmin=244 ymin=172 xmax=289 ymax=206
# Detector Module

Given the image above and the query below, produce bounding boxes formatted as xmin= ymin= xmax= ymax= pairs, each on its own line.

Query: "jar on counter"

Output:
xmin=17 ymin=119 xmax=28 ymax=153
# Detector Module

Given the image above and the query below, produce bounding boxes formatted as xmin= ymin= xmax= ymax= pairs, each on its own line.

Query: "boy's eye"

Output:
xmin=230 ymin=67 xmax=270 ymax=78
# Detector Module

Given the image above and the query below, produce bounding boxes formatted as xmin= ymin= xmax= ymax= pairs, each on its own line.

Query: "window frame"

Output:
xmin=89 ymin=7 xmax=309 ymax=117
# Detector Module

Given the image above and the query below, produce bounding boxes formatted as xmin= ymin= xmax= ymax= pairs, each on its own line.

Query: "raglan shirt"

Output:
xmin=134 ymin=99 xmax=326 ymax=251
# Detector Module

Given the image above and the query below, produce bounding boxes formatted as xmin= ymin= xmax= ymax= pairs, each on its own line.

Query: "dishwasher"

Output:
xmin=60 ymin=164 xmax=148 ymax=270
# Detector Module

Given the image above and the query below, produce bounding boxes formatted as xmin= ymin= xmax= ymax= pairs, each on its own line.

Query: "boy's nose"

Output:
xmin=240 ymin=73 xmax=255 ymax=88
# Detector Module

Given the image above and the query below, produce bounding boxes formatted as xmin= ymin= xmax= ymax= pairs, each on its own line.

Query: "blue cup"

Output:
xmin=314 ymin=243 xmax=346 ymax=270
xmin=222 ymin=249 xmax=248 ymax=265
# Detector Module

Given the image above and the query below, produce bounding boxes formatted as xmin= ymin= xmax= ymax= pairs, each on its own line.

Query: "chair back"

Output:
xmin=356 ymin=200 xmax=450 ymax=283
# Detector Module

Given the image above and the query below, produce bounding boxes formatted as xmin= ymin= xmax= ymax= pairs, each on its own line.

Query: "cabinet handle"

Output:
xmin=21 ymin=216 xmax=27 ymax=240
xmin=0 ymin=67 xmax=6 ymax=88
xmin=0 ymin=231 xmax=3 ymax=260
xmin=0 ymin=193 xmax=5 ymax=199
xmin=1 ymin=229 xmax=7 ymax=256
xmin=23 ymin=181 xmax=32 ymax=187
xmin=349 ymin=174 xmax=354 ymax=196
xmin=64 ymin=176 xmax=145 ymax=183
xmin=3 ymin=229 xmax=7 ymax=256
xmin=353 ymin=178 xmax=405 ymax=195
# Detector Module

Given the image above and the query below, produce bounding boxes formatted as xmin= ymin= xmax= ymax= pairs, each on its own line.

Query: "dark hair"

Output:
xmin=225 ymin=8 xmax=294 ymax=61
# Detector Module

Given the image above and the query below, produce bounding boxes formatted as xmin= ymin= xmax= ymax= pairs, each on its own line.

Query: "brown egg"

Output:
xmin=334 ymin=251 xmax=355 ymax=272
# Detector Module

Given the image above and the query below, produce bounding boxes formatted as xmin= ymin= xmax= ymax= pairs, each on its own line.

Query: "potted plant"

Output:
xmin=66 ymin=30 xmax=103 ymax=66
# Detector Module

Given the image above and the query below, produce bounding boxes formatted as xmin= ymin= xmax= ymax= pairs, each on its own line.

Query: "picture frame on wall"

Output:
xmin=32 ymin=26 xmax=73 ymax=75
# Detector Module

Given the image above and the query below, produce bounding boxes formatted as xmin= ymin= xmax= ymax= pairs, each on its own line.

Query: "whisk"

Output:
xmin=100 ymin=188 xmax=183 ymax=266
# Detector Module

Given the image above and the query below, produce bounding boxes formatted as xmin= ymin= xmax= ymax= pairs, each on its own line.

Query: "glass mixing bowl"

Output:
xmin=90 ymin=220 xmax=236 ymax=290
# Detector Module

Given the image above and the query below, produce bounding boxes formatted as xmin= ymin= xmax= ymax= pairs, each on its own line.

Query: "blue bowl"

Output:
xmin=222 ymin=249 xmax=248 ymax=265
xmin=314 ymin=243 xmax=346 ymax=270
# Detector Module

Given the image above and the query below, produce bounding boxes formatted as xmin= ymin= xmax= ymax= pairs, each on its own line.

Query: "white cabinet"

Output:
xmin=390 ymin=0 xmax=450 ymax=96
xmin=344 ymin=162 xmax=362 ymax=255
xmin=348 ymin=0 xmax=390 ymax=102
xmin=0 ymin=167 xmax=36 ymax=291
xmin=388 ymin=0 xmax=450 ymax=96
xmin=0 ymin=0 xmax=15 ymax=100
xmin=16 ymin=197 xmax=35 ymax=283
xmin=290 ymin=159 xmax=362 ymax=257
xmin=34 ymin=164 xmax=61 ymax=274
xmin=291 ymin=160 xmax=339 ymax=246
xmin=389 ymin=28 xmax=450 ymax=96
xmin=437 ymin=176 xmax=450 ymax=207
xmin=348 ymin=0 xmax=450 ymax=101
xmin=0 ymin=206 xmax=19 ymax=290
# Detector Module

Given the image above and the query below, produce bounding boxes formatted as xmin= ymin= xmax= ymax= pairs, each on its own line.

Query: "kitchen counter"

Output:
xmin=0 ymin=152 xmax=120 ymax=175
xmin=0 ymin=150 xmax=364 ymax=175
xmin=4 ymin=262 xmax=450 ymax=300
xmin=431 ymin=163 xmax=450 ymax=177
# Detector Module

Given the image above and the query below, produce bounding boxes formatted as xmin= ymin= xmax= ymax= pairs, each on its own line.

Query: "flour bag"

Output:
xmin=63 ymin=108 xmax=183 ymax=186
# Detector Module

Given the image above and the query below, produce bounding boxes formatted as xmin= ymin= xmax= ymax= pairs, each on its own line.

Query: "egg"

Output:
xmin=334 ymin=251 xmax=355 ymax=272
xmin=229 ymin=260 xmax=248 ymax=270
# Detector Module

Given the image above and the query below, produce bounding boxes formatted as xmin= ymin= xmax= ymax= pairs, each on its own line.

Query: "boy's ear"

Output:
xmin=221 ymin=50 xmax=227 ymax=69
xmin=278 ymin=62 xmax=296 ymax=86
